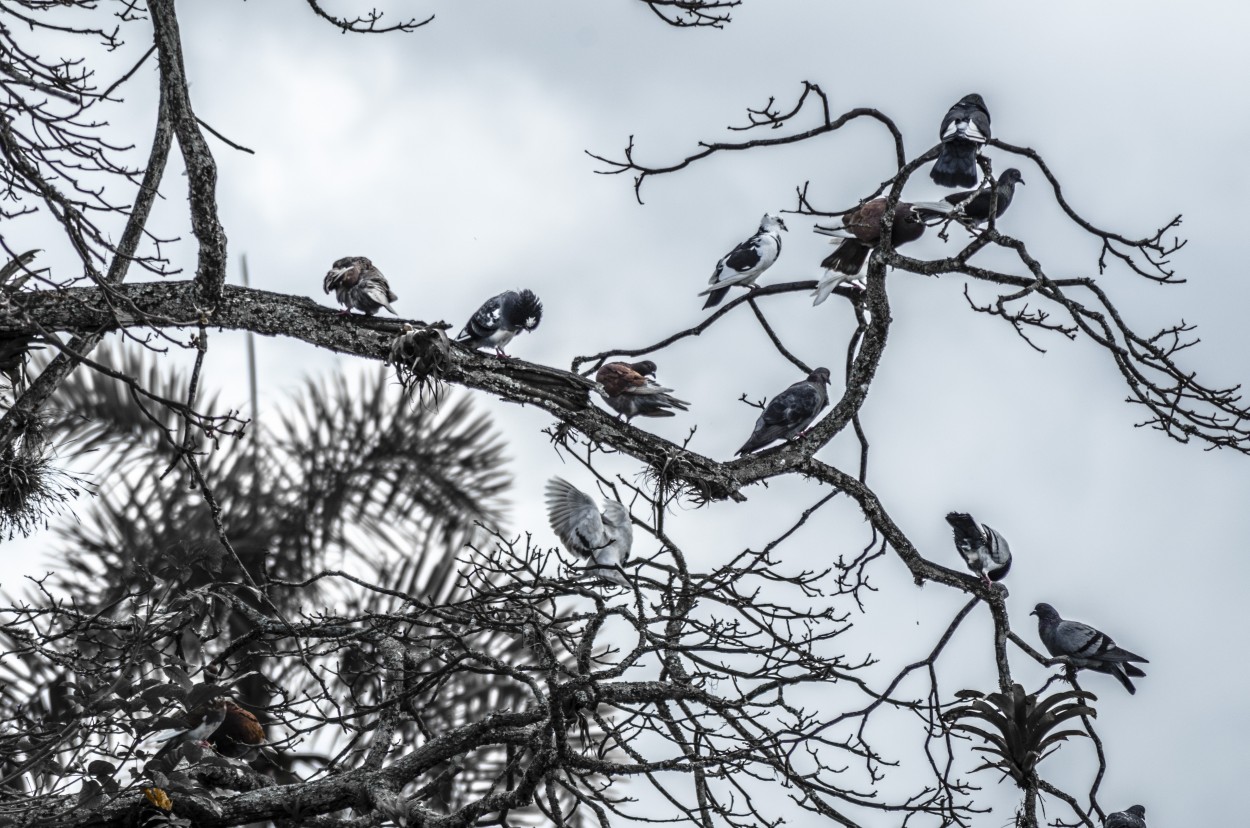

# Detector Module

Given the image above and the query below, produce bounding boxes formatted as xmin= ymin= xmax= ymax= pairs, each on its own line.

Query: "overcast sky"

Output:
xmin=6 ymin=1 xmax=1250 ymax=825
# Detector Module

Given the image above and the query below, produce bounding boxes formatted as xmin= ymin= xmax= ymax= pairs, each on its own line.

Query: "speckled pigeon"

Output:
xmin=323 ymin=256 xmax=398 ymax=315
xmin=931 ymin=93 xmax=991 ymax=188
xmin=814 ymin=199 xmax=927 ymax=276
xmin=596 ymin=360 xmax=690 ymax=422
xmin=1104 ymin=805 xmax=1147 ymax=828
xmin=916 ymin=168 xmax=1025 ymax=224
xmin=545 ymin=477 xmax=633 ymax=588
xmin=736 ymin=368 xmax=832 ymax=456
xmin=1031 ymin=603 xmax=1149 ymax=694
xmin=457 ymin=289 xmax=543 ymax=357
xmin=946 ymin=512 xmax=1012 ymax=585
xmin=698 ymin=214 xmax=787 ymax=309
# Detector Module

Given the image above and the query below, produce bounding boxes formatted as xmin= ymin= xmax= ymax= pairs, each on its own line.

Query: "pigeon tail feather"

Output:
xmin=821 ymin=241 xmax=871 ymax=276
xmin=702 ymin=286 xmax=730 ymax=309
xmin=931 ymin=143 xmax=980 ymax=188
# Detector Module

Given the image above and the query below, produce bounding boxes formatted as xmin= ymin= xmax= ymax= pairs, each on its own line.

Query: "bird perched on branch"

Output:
xmin=946 ymin=512 xmax=1012 ymax=585
xmin=931 ymin=93 xmax=991 ymax=189
xmin=1105 ymin=804 xmax=1147 ymax=828
xmin=1031 ymin=603 xmax=1149 ymax=694
xmin=811 ymin=200 xmax=926 ymax=304
xmin=456 ymin=289 xmax=543 ymax=357
xmin=595 ymin=360 xmax=690 ymax=422
xmin=698 ymin=213 xmax=787 ymax=309
xmin=545 ymin=477 xmax=633 ymax=588
xmin=147 ymin=698 xmax=267 ymax=754
xmin=323 ymin=256 xmax=398 ymax=315
xmin=736 ymin=367 xmax=831 ymax=455
xmin=915 ymin=168 xmax=1025 ymax=224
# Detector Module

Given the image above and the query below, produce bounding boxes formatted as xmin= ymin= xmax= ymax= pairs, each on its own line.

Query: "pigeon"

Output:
xmin=931 ymin=93 xmax=992 ymax=189
xmin=698 ymin=214 xmax=787 ymax=309
xmin=1104 ymin=805 xmax=1147 ymax=828
xmin=146 ymin=699 xmax=265 ymax=754
xmin=545 ymin=477 xmax=633 ymax=588
xmin=815 ymin=200 xmax=927 ymax=276
xmin=456 ymin=289 xmax=543 ymax=357
xmin=736 ymin=367 xmax=832 ymax=456
xmin=946 ymin=512 xmax=1012 ymax=585
xmin=1031 ymin=603 xmax=1149 ymax=694
xmin=323 ymin=256 xmax=398 ymax=315
xmin=915 ymin=168 xmax=1025 ymax=224
xmin=596 ymin=360 xmax=690 ymax=422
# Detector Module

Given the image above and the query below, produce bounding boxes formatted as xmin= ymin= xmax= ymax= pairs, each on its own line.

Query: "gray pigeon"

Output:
xmin=457 ymin=289 xmax=543 ymax=357
xmin=931 ymin=93 xmax=991 ymax=189
xmin=1031 ymin=603 xmax=1149 ymax=694
xmin=915 ymin=168 xmax=1025 ymax=224
xmin=323 ymin=256 xmax=398 ymax=315
xmin=736 ymin=368 xmax=832 ymax=456
xmin=698 ymin=213 xmax=787 ymax=309
xmin=545 ymin=477 xmax=633 ymax=588
xmin=596 ymin=360 xmax=690 ymax=421
xmin=946 ymin=512 xmax=1012 ymax=585
xmin=1104 ymin=805 xmax=1147 ymax=828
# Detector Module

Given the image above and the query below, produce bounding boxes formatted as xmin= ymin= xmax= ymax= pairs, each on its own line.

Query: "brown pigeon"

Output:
xmin=596 ymin=360 xmax=690 ymax=421
xmin=323 ymin=255 xmax=398 ymax=315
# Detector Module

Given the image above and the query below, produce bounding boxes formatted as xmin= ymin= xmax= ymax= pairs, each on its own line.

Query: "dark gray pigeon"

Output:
xmin=323 ymin=256 xmax=398 ymax=315
xmin=545 ymin=477 xmax=632 ymax=588
xmin=596 ymin=360 xmax=690 ymax=421
xmin=736 ymin=368 xmax=832 ymax=456
xmin=457 ymin=289 xmax=543 ymax=357
xmin=699 ymin=213 xmax=787 ymax=309
xmin=916 ymin=168 xmax=1025 ymax=224
xmin=946 ymin=512 xmax=1012 ymax=585
xmin=1104 ymin=805 xmax=1147 ymax=828
xmin=931 ymin=93 xmax=991 ymax=189
xmin=1031 ymin=603 xmax=1149 ymax=694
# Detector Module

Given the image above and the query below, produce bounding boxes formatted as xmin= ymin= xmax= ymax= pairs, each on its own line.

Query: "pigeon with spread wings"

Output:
xmin=545 ymin=477 xmax=633 ymax=588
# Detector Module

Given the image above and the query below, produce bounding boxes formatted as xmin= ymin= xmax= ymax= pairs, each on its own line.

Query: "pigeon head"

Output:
xmin=1031 ymin=602 xmax=1058 ymax=621
xmin=999 ymin=168 xmax=1025 ymax=186
xmin=808 ymin=367 xmax=832 ymax=386
xmin=1125 ymin=806 xmax=1146 ymax=819
xmin=630 ymin=360 xmax=658 ymax=377
xmin=760 ymin=214 xmax=788 ymax=233
xmin=510 ymin=289 xmax=544 ymax=331
xmin=957 ymin=93 xmax=988 ymax=112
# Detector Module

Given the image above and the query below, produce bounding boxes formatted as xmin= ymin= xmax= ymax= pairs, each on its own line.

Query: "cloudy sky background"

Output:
xmin=6 ymin=1 xmax=1249 ymax=824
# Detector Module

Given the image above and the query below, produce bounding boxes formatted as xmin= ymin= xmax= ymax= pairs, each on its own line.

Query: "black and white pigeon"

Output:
xmin=698 ymin=214 xmax=787 ymax=310
xmin=323 ymin=256 xmax=398 ymax=315
xmin=1031 ymin=603 xmax=1149 ymax=694
xmin=1104 ymin=805 xmax=1147 ymax=828
xmin=456 ymin=289 xmax=543 ymax=357
xmin=931 ymin=93 xmax=992 ymax=189
xmin=915 ymin=168 xmax=1025 ymax=224
xmin=945 ymin=512 xmax=1012 ymax=585
xmin=596 ymin=360 xmax=690 ymax=422
xmin=545 ymin=477 xmax=633 ymax=588
xmin=736 ymin=367 xmax=832 ymax=456
xmin=811 ymin=200 xmax=927 ymax=304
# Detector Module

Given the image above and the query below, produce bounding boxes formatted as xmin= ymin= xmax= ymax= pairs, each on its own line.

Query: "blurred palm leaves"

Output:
xmin=0 ymin=341 xmax=590 ymax=823
xmin=946 ymin=684 xmax=1096 ymax=788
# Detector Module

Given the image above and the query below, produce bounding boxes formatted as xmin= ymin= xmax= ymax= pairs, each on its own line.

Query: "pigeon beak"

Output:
xmin=1029 ymin=609 xmax=1038 ymax=616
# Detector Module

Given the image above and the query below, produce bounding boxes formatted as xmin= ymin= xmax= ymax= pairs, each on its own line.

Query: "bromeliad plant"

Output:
xmin=946 ymin=684 xmax=1096 ymax=788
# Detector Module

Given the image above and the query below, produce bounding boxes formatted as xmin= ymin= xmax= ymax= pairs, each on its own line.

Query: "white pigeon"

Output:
xmin=698 ymin=213 xmax=787 ymax=309
xmin=544 ymin=477 xmax=633 ymax=588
